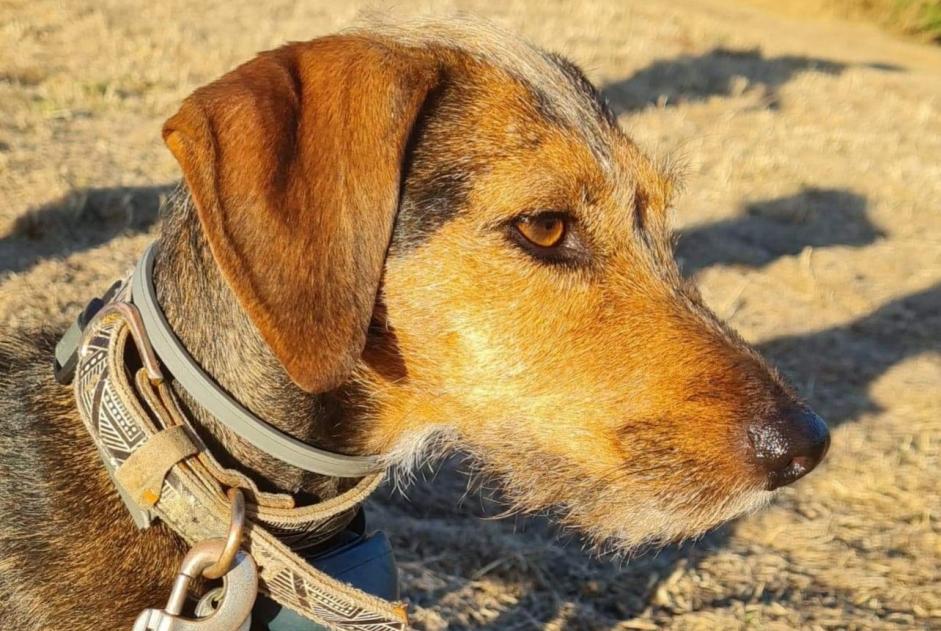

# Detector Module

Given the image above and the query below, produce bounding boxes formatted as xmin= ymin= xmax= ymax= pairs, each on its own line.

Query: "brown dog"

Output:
xmin=0 ymin=17 xmax=828 ymax=630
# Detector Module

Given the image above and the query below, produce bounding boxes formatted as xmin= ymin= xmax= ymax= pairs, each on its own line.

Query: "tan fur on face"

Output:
xmin=345 ymin=24 xmax=795 ymax=551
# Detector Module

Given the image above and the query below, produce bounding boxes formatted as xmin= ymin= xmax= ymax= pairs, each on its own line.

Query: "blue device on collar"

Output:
xmin=252 ymin=510 xmax=400 ymax=630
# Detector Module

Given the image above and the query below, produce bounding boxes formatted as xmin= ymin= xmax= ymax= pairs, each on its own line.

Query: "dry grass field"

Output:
xmin=1 ymin=1 xmax=939 ymax=629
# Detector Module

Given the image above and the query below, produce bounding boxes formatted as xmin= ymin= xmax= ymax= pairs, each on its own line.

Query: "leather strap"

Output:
xmin=73 ymin=313 xmax=409 ymax=630
xmin=114 ymin=425 xmax=199 ymax=507
xmin=130 ymin=243 xmax=380 ymax=478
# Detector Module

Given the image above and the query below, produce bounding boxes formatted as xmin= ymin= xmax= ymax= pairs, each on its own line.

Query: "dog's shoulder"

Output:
xmin=0 ymin=328 xmax=73 ymax=432
xmin=0 ymin=328 xmax=84 ymax=490
xmin=0 ymin=329 xmax=180 ymax=630
xmin=0 ymin=328 xmax=89 ymax=495
xmin=0 ymin=329 xmax=95 ymax=626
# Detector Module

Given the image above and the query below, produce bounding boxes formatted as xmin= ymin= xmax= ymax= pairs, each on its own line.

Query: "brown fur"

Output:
xmin=164 ymin=35 xmax=443 ymax=393
xmin=0 ymin=17 xmax=826 ymax=630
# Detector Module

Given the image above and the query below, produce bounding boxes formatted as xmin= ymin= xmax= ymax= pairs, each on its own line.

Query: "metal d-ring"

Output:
xmin=202 ymin=488 xmax=246 ymax=580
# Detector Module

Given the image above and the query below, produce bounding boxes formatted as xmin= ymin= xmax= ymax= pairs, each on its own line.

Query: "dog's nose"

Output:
xmin=749 ymin=407 xmax=830 ymax=490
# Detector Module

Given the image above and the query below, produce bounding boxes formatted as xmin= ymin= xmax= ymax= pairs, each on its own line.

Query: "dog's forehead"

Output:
xmin=367 ymin=17 xmax=675 ymax=256
xmin=353 ymin=16 xmax=617 ymax=159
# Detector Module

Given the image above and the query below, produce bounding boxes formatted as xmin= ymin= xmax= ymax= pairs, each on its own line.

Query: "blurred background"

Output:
xmin=1 ymin=1 xmax=939 ymax=629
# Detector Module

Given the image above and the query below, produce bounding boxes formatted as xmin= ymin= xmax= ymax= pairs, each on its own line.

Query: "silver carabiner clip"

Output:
xmin=132 ymin=538 xmax=258 ymax=631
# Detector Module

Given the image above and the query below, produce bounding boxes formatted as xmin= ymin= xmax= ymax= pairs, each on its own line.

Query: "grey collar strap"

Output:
xmin=130 ymin=243 xmax=381 ymax=478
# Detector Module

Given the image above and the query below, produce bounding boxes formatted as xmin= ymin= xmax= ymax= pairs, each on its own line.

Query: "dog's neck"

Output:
xmin=151 ymin=194 xmax=363 ymax=499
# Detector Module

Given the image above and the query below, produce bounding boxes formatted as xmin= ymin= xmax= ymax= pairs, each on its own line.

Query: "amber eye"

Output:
xmin=514 ymin=214 xmax=566 ymax=248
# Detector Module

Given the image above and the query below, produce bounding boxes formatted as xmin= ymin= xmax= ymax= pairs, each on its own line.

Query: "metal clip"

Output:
xmin=84 ymin=301 xmax=165 ymax=384
xmin=132 ymin=538 xmax=257 ymax=631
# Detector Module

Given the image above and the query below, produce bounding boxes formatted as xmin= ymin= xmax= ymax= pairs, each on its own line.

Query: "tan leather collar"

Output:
xmin=71 ymin=281 xmax=409 ymax=629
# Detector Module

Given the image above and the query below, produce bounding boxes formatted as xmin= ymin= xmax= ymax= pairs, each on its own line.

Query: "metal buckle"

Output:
xmin=133 ymin=489 xmax=256 ymax=631
xmin=132 ymin=540 xmax=257 ymax=631
xmin=54 ymin=280 xmax=124 ymax=384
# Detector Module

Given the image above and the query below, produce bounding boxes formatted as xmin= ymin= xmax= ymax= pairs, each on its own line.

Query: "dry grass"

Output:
xmin=1 ymin=1 xmax=940 ymax=629
xmin=744 ymin=0 xmax=941 ymax=42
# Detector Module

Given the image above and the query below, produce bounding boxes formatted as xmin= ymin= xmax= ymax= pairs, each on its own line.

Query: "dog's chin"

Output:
xmin=565 ymin=486 xmax=775 ymax=557
xmin=379 ymin=427 xmax=775 ymax=555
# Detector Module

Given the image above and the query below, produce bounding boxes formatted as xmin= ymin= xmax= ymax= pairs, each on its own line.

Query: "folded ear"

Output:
xmin=162 ymin=36 xmax=440 ymax=392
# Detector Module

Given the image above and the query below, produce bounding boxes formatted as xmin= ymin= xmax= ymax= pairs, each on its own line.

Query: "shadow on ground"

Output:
xmin=677 ymin=187 xmax=885 ymax=276
xmin=602 ymin=47 xmax=901 ymax=112
xmin=760 ymin=282 xmax=941 ymax=427
xmin=0 ymin=184 xmax=171 ymax=276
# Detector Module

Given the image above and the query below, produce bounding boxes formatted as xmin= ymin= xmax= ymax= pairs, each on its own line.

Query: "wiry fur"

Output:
xmin=0 ymin=16 xmax=824 ymax=630
xmin=379 ymin=425 xmax=459 ymax=493
xmin=350 ymin=14 xmax=619 ymax=161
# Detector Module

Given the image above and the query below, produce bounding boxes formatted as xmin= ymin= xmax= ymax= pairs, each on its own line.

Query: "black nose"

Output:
xmin=749 ymin=407 xmax=830 ymax=490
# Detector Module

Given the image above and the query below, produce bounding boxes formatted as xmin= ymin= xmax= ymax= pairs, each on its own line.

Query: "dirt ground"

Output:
xmin=1 ymin=1 xmax=939 ymax=629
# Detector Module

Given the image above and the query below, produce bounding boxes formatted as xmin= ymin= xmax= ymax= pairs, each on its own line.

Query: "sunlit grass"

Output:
xmin=901 ymin=0 xmax=941 ymax=41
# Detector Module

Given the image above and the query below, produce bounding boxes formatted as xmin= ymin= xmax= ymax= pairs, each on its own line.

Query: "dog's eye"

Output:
xmin=513 ymin=214 xmax=566 ymax=248
xmin=505 ymin=211 xmax=588 ymax=266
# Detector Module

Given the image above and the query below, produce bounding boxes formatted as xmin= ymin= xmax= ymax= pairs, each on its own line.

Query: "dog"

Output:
xmin=0 ymin=17 xmax=829 ymax=630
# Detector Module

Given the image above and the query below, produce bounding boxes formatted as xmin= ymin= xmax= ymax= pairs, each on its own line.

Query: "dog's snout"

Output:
xmin=749 ymin=407 xmax=830 ymax=490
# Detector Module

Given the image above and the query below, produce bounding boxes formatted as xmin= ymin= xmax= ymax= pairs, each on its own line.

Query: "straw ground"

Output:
xmin=1 ymin=1 xmax=938 ymax=628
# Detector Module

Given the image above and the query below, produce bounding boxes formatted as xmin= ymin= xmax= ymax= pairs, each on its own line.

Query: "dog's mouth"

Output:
xmin=582 ymin=413 xmax=829 ymax=551
xmin=450 ymin=435 xmax=780 ymax=555
xmin=563 ymin=480 xmax=776 ymax=555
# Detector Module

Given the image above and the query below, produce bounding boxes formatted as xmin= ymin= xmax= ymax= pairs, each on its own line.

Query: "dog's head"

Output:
xmin=163 ymin=18 xmax=829 ymax=551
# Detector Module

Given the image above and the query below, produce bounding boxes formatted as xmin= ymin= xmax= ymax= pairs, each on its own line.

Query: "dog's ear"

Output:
xmin=162 ymin=37 xmax=440 ymax=392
